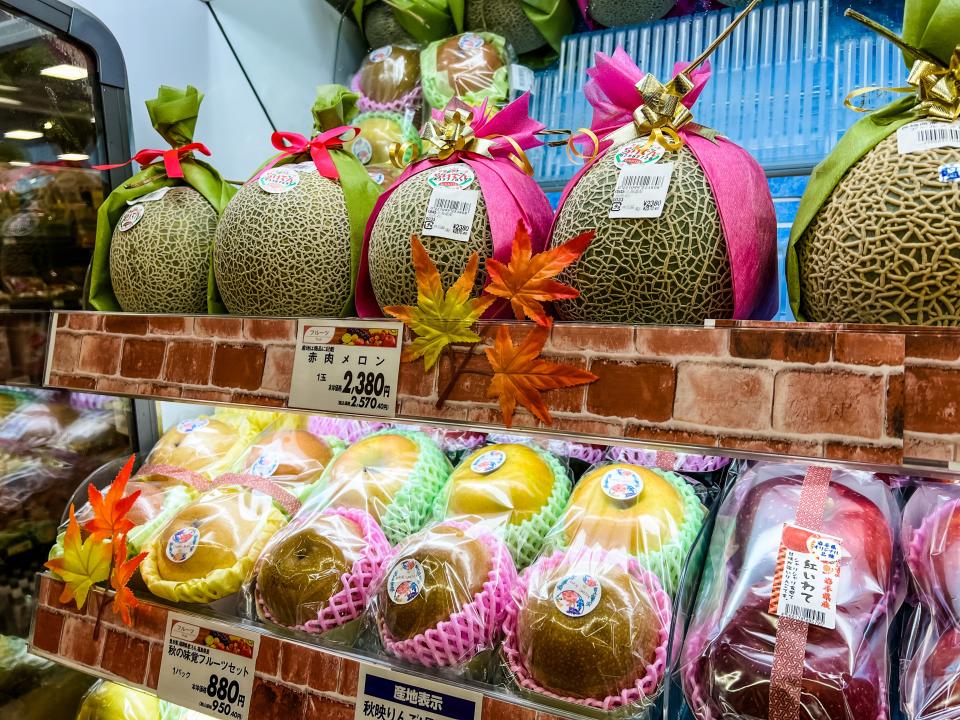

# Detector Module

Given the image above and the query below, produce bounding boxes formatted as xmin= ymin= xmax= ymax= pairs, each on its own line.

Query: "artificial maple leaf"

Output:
xmin=484 ymin=224 xmax=595 ymax=327
xmin=385 ymin=235 xmax=495 ymax=370
xmin=85 ymin=455 xmax=140 ymax=541
xmin=110 ymin=534 xmax=148 ymax=627
xmin=44 ymin=504 xmax=112 ymax=610
xmin=485 ymin=325 xmax=597 ymax=427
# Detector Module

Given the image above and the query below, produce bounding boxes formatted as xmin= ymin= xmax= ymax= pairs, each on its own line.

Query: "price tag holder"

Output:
xmin=288 ymin=319 xmax=403 ymax=417
xmin=156 ymin=612 xmax=259 ymax=720
xmin=609 ymin=162 xmax=674 ymax=219
xmin=355 ymin=664 xmax=482 ymax=720
xmin=422 ymin=188 xmax=479 ymax=242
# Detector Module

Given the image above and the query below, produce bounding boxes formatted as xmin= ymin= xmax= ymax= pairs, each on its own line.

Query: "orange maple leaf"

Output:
xmin=385 ymin=235 xmax=495 ymax=370
xmin=85 ymin=455 xmax=140 ymax=541
xmin=485 ymin=325 xmax=597 ymax=427
xmin=484 ymin=223 xmax=594 ymax=327
xmin=110 ymin=534 xmax=147 ymax=627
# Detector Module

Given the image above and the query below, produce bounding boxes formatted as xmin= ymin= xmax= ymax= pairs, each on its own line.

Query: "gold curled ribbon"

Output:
xmin=565 ymin=128 xmax=600 ymax=164
xmin=843 ymin=10 xmax=960 ymax=122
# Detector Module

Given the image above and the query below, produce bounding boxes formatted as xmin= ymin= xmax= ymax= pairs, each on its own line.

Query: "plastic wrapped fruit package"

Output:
xmin=352 ymin=44 xmax=423 ymax=115
xmin=0 ymin=399 xmax=76 ymax=451
xmin=680 ymin=462 xmax=903 ymax=720
xmin=545 ymin=462 xmax=705 ymax=594
xmin=435 ymin=443 xmax=571 ymax=568
xmin=344 ymin=111 xmax=421 ymax=190
xmin=250 ymin=505 xmax=390 ymax=642
xmin=901 ymin=483 xmax=960 ymax=720
xmin=371 ymin=520 xmax=518 ymax=671
xmin=301 ymin=429 xmax=452 ymax=544
xmin=74 ymin=681 xmax=161 ymax=720
xmin=502 ymin=545 xmax=671 ymax=710
xmin=421 ymin=32 xmax=510 ymax=110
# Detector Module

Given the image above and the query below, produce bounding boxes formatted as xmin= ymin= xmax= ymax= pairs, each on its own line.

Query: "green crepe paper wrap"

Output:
xmin=421 ymin=32 xmax=510 ymax=110
xmin=787 ymin=0 xmax=960 ymax=321
xmin=434 ymin=445 xmax=572 ymax=569
xmin=521 ymin=0 xmax=574 ymax=57
xmin=88 ymin=85 xmax=236 ymax=313
xmin=542 ymin=468 xmax=704 ymax=595
xmin=353 ymin=0 xmax=464 ymax=44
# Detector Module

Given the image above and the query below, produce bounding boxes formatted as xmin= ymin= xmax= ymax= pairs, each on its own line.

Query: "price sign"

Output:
xmin=355 ymin=664 xmax=482 ymax=720
xmin=156 ymin=612 xmax=259 ymax=720
xmin=288 ymin=319 xmax=403 ymax=417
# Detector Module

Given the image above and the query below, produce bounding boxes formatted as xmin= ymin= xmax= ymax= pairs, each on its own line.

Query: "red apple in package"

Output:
xmin=681 ymin=462 xmax=902 ymax=720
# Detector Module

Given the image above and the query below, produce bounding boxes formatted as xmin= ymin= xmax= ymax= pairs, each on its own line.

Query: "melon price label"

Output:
xmin=897 ymin=119 xmax=960 ymax=154
xmin=609 ymin=162 xmax=674 ymax=219
xmin=156 ymin=612 xmax=259 ymax=720
xmin=422 ymin=188 xmax=479 ymax=243
xmin=768 ymin=523 xmax=843 ymax=630
xmin=289 ymin=319 xmax=403 ymax=417
xmin=355 ymin=664 xmax=481 ymax=720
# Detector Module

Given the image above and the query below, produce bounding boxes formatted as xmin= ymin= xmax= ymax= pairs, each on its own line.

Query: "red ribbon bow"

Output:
xmin=258 ymin=126 xmax=358 ymax=182
xmin=93 ymin=142 xmax=211 ymax=178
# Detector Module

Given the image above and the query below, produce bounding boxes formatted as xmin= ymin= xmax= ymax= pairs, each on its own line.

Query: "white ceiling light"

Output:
xmin=4 ymin=130 xmax=42 ymax=140
xmin=57 ymin=153 xmax=89 ymax=161
xmin=0 ymin=97 xmax=22 ymax=106
xmin=40 ymin=64 xmax=88 ymax=81
xmin=7 ymin=161 xmax=30 ymax=167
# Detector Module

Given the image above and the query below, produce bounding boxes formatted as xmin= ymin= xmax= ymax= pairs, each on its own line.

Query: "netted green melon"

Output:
xmin=588 ymin=0 xmax=674 ymax=27
xmin=797 ymin=134 xmax=960 ymax=325
xmin=552 ymin=142 xmax=733 ymax=323
xmin=109 ymin=187 xmax=216 ymax=313
xmin=365 ymin=2 xmax=415 ymax=48
xmin=214 ymin=169 xmax=353 ymax=316
xmin=368 ymin=168 xmax=492 ymax=309
xmin=466 ymin=0 xmax=545 ymax=55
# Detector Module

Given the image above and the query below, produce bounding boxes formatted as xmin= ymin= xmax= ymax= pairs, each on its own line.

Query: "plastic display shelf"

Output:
xmin=41 ymin=312 xmax=960 ymax=471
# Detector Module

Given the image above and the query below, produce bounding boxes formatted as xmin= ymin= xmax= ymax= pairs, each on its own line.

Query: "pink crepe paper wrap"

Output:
xmin=556 ymin=48 xmax=778 ymax=321
xmin=351 ymin=72 xmax=423 ymax=115
xmin=355 ymin=94 xmax=554 ymax=318
xmin=503 ymin=547 xmax=671 ymax=710
xmin=256 ymin=506 xmax=391 ymax=634
xmin=907 ymin=497 xmax=960 ymax=627
xmin=376 ymin=520 xmax=518 ymax=668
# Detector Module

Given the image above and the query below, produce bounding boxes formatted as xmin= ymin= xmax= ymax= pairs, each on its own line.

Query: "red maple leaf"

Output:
xmin=85 ymin=455 xmax=140 ymax=541
xmin=110 ymin=534 xmax=148 ymax=627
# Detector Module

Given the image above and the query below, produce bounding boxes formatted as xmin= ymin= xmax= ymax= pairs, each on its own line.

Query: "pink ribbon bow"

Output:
xmin=93 ymin=142 xmax=211 ymax=179
xmin=259 ymin=126 xmax=358 ymax=181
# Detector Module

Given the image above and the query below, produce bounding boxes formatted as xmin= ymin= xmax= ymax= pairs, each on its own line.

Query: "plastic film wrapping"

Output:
xmin=421 ymin=32 xmax=510 ymax=110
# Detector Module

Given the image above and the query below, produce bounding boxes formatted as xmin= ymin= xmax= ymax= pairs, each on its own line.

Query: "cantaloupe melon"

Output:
xmin=797 ymin=133 xmax=960 ymax=325
xmin=466 ymin=0 xmax=545 ymax=55
xmin=214 ymin=168 xmax=353 ymax=316
xmin=551 ymin=141 xmax=733 ymax=324
xmin=368 ymin=165 xmax=492 ymax=309
xmin=365 ymin=2 xmax=415 ymax=48
xmin=587 ymin=0 xmax=674 ymax=27
xmin=109 ymin=186 xmax=216 ymax=313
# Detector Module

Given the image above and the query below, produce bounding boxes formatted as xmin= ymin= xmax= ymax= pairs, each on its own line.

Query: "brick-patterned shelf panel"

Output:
xmin=42 ymin=311 xmax=960 ymax=467
xmin=30 ymin=576 xmax=568 ymax=720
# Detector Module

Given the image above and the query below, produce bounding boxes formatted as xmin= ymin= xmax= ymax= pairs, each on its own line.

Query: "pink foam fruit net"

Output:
xmin=351 ymin=72 xmax=424 ymax=115
xmin=502 ymin=547 xmax=672 ymax=711
xmin=377 ymin=520 xmax=519 ymax=668
xmin=257 ymin=506 xmax=392 ymax=634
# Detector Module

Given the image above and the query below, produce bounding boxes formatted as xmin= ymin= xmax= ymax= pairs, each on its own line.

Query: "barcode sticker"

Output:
xmin=769 ymin=523 xmax=843 ymax=629
xmin=510 ymin=64 xmax=535 ymax=94
xmin=422 ymin=188 xmax=479 ymax=242
xmin=610 ymin=162 xmax=674 ymax=219
xmin=897 ymin=119 xmax=960 ymax=154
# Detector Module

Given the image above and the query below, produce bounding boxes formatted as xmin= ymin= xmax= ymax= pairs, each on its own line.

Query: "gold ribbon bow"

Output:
xmin=843 ymin=10 xmax=960 ymax=122
xmin=389 ymin=106 xmax=533 ymax=175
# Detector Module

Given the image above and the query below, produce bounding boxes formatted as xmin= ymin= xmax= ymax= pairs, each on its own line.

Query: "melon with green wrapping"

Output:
xmin=465 ymin=0 xmax=542 ymax=55
xmin=365 ymin=2 xmax=416 ymax=47
xmin=582 ymin=0 xmax=673 ymax=28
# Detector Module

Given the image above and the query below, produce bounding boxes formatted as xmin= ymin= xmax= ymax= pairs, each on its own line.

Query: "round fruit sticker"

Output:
xmin=176 ymin=418 xmax=209 ymax=434
xmin=351 ymin=136 xmax=373 ymax=165
xmin=2 ymin=213 xmax=37 ymax=237
xmin=553 ymin=574 xmax=602 ymax=617
xmin=370 ymin=45 xmax=392 ymax=62
xmin=166 ymin=527 xmax=200 ymax=563
xmin=117 ymin=204 xmax=145 ymax=232
xmin=601 ymin=467 xmax=643 ymax=501
xmin=258 ymin=167 xmax=300 ymax=194
xmin=613 ymin=138 xmax=666 ymax=169
xmin=249 ymin=452 xmax=280 ymax=478
xmin=427 ymin=163 xmax=475 ymax=189
xmin=470 ymin=449 xmax=506 ymax=474
xmin=458 ymin=33 xmax=485 ymax=51
xmin=368 ymin=170 xmax=386 ymax=186
xmin=387 ymin=558 xmax=425 ymax=605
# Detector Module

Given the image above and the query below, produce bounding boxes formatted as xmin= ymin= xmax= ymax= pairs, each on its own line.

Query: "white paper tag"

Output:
xmin=129 ymin=186 xmax=172 ymax=205
xmin=939 ymin=163 xmax=960 ymax=183
xmin=423 ymin=188 xmax=479 ymax=242
xmin=288 ymin=319 xmax=403 ymax=417
xmin=288 ymin=161 xmax=319 ymax=174
xmin=510 ymin=63 xmax=535 ymax=94
xmin=769 ymin=523 xmax=842 ymax=629
xmin=896 ymin=119 xmax=960 ymax=154
xmin=156 ymin=612 xmax=259 ymax=720
xmin=610 ymin=162 xmax=674 ymax=219
xmin=355 ymin=664 xmax=482 ymax=720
